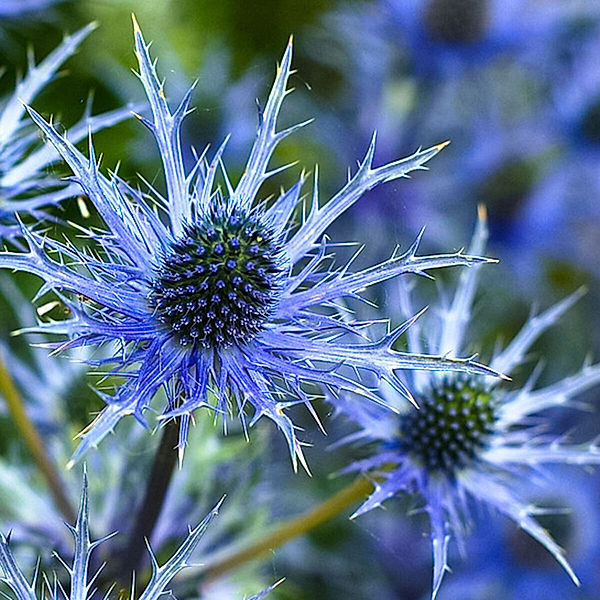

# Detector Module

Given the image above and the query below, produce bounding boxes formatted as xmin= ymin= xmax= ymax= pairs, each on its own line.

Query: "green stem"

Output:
xmin=0 ymin=353 xmax=76 ymax=523
xmin=117 ymin=418 xmax=180 ymax=590
xmin=202 ymin=476 xmax=374 ymax=582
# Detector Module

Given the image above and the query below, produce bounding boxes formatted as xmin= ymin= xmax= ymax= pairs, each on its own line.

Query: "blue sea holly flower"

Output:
xmin=0 ymin=471 xmax=275 ymax=600
xmin=0 ymin=16 xmax=499 ymax=469
xmin=504 ymin=26 xmax=600 ymax=281
xmin=340 ymin=209 xmax=600 ymax=599
xmin=0 ymin=23 xmax=134 ymax=238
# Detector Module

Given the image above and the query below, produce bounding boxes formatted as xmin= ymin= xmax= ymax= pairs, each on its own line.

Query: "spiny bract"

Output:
xmin=339 ymin=209 xmax=600 ymax=599
xmin=0 ymin=471 xmax=275 ymax=600
xmin=0 ymin=23 xmax=133 ymax=239
xmin=0 ymin=16 xmax=501 ymax=469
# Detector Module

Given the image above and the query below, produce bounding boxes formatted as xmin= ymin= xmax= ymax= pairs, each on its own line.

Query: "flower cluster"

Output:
xmin=0 ymin=9 xmax=599 ymax=600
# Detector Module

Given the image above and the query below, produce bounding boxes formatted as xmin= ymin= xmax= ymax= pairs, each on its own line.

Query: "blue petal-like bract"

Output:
xmin=0 ymin=475 xmax=270 ymax=599
xmin=0 ymin=23 xmax=134 ymax=237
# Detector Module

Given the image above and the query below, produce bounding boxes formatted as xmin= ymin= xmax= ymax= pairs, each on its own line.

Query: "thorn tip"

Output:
xmin=131 ymin=13 xmax=140 ymax=32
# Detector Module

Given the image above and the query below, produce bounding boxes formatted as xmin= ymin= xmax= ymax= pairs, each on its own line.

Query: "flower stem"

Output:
xmin=201 ymin=476 xmax=374 ymax=582
xmin=0 ymin=353 xmax=76 ymax=523
xmin=117 ymin=418 xmax=179 ymax=588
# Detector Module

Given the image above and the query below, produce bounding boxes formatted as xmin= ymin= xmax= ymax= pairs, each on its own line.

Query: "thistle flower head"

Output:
xmin=0 ymin=16 xmax=502 ymax=469
xmin=150 ymin=202 xmax=285 ymax=349
xmin=340 ymin=209 xmax=600 ymax=598
xmin=0 ymin=24 xmax=133 ymax=238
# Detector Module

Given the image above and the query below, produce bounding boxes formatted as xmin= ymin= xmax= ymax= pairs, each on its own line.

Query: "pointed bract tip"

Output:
xmin=434 ymin=140 xmax=451 ymax=152
xmin=406 ymin=392 xmax=419 ymax=410
xmin=477 ymin=203 xmax=488 ymax=222
xmin=414 ymin=305 xmax=429 ymax=319
xmin=214 ymin=494 xmax=227 ymax=512
xmin=288 ymin=34 xmax=294 ymax=46
xmin=131 ymin=13 xmax=141 ymax=33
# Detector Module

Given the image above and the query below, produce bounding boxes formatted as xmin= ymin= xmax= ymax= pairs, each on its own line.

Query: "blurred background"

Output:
xmin=1 ymin=1 xmax=600 ymax=599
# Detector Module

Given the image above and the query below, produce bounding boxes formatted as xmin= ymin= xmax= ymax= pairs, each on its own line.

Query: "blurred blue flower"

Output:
xmin=383 ymin=0 xmax=599 ymax=79
xmin=307 ymin=1 xmax=600 ymax=289
xmin=0 ymin=0 xmax=63 ymax=18
xmin=0 ymin=471 xmax=275 ymax=600
xmin=0 ymin=16 xmax=500 ymax=469
xmin=0 ymin=23 xmax=133 ymax=238
xmin=506 ymin=20 xmax=600 ymax=279
xmin=340 ymin=209 xmax=600 ymax=599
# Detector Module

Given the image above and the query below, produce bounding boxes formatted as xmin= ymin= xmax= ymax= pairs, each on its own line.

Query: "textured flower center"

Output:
xmin=400 ymin=376 xmax=496 ymax=473
xmin=424 ymin=0 xmax=489 ymax=45
xmin=150 ymin=207 xmax=282 ymax=349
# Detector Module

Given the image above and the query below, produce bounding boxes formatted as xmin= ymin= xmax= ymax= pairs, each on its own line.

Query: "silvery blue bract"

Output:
xmin=0 ymin=472 xmax=274 ymax=600
xmin=0 ymin=23 xmax=134 ymax=239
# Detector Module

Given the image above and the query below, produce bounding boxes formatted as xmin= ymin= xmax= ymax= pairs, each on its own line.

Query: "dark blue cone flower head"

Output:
xmin=339 ymin=209 xmax=600 ymax=599
xmin=0 ymin=23 xmax=135 ymax=238
xmin=0 ymin=16 xmax=500 ymax=469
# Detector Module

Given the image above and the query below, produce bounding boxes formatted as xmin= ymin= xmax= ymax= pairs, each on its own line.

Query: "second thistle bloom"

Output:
xmin=0 ymin=17 xmax=499 ymax=467
xmin=340 ymin=209 xmax=600 ymax=598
